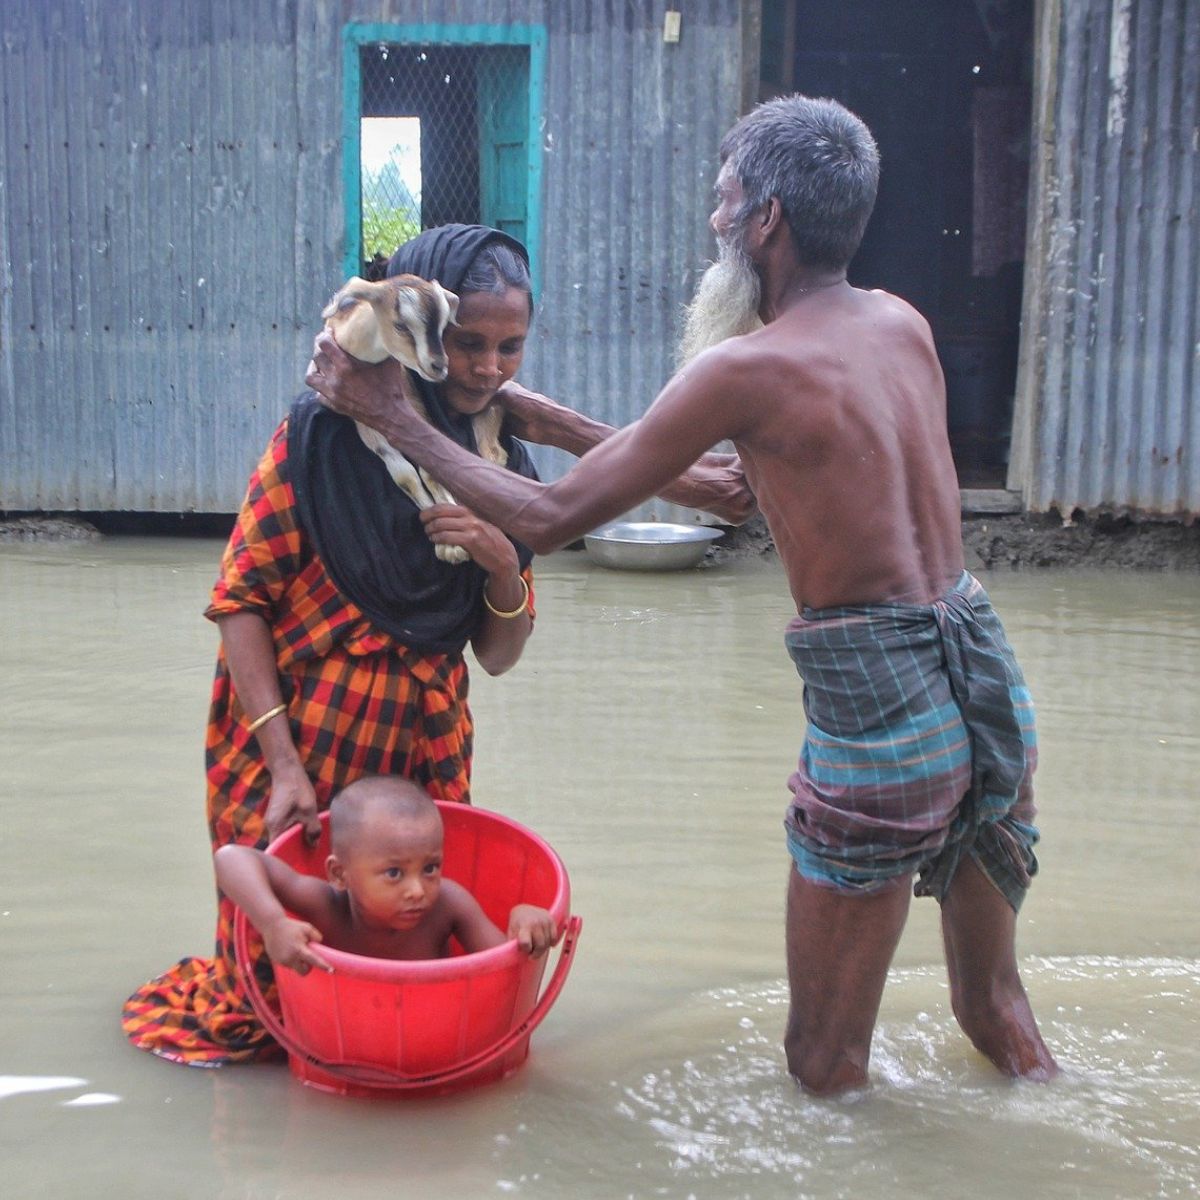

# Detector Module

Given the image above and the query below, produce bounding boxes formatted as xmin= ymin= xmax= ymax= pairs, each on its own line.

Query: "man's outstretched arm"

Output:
xmin=496 ymin=382 xmax=757 ymax=526
xmin=305 ymin=332 xmax=746 ymax=555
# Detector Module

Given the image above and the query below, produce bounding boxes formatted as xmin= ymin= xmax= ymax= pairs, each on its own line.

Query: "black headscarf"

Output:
xmin=288 ymin=225 xmax=538 ymax=655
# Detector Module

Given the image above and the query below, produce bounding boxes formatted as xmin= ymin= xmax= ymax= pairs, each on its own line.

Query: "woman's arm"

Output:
xmin=497 ymin=381 xmax=758 ymax=526
xmin=215 ymin=611 xmax=321 ymax=842
xmin=213 ymin=845 xmax=333 ymax=974
xmin=208 ymin=421 xmax=322 ymax=843
xmin=417 ymin=505 xmax=533 ymax=677
xmin=470 ymin=565 xmax=533 ymax=677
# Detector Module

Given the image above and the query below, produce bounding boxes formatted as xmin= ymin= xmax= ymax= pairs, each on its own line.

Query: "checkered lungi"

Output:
xmin=784 ymin=571 xmax=1038 ymax=910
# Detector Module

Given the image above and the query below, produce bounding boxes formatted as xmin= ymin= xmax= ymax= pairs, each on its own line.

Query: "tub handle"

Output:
xmin=235 ymin=912 xmax=582 ymax=1091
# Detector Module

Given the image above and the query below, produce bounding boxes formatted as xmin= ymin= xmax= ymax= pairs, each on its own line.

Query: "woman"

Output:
xmin=122 ymin=225 xmax=544 ymax=1065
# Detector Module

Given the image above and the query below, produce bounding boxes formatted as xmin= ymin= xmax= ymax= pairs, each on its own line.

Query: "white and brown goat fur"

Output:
xmin=321 ymin=274 xmax=508 ymax=564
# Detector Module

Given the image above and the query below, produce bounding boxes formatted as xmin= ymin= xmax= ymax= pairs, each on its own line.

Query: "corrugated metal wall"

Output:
xmin=1011 ymin=0 xmax=1199 ymax=519
xmin=529 ymin=0 xmax=748 ymax=517
xmin=0 ymin=0 xmax=749 ymax=515
xmin=0 ymin=0 xmax=342 ymax=511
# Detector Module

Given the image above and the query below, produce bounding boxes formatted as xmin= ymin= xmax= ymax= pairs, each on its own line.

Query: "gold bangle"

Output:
xmin=483 ymin=574 xmax=530 ymax=619
xmin=246 ymin=702 xmax=288 ymax=735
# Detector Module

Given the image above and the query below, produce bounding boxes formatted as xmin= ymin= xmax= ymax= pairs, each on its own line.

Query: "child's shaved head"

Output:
xmin=329 ymin=776 xmax=440 ymax=857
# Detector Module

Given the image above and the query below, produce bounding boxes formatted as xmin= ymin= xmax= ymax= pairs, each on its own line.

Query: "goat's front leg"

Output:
xmin=355 ymin=423 xmax=469 ymax=564
xmin=472 ymin=404 xmax=509 ymax=468
xmin=415 ymin=468 xmax=469 ymax=563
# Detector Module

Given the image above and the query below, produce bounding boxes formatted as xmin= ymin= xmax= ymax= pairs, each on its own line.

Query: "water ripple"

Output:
xmin=615 ymin=957 xmax=1200 ymax=1199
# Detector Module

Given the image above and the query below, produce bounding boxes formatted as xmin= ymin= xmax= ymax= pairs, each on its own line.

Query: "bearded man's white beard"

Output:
xmin=675 ymin=237 xmax=764 ymax=368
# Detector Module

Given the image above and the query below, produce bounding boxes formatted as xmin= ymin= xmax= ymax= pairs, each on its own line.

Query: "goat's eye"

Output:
xmin=392 ymin=324 xmax=414 ymax=338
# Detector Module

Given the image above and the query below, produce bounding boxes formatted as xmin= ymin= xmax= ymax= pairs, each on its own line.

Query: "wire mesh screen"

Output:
xmin=359 ymin=42 xmax=530 ymax=279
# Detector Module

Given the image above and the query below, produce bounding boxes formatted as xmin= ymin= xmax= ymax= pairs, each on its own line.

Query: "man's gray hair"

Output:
xmin=720 ymin=94 xmax=879 ymax=270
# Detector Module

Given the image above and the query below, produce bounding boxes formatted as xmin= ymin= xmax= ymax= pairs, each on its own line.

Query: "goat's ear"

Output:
xmin=340 ymin=277 xmax=377 ymax=301
xmin=435 ymin=281 xmax=460 ymax=326
xmin=321 ymin=277 xmax=376 ymax=319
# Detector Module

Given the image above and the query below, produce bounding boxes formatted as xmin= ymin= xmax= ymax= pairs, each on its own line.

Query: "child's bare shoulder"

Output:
xmin=437 ymin=877 xmax=478 ymax=912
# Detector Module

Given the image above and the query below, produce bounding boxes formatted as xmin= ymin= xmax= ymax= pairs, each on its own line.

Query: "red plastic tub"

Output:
xmin=233 ymin=802 xmax=581 ymax=1098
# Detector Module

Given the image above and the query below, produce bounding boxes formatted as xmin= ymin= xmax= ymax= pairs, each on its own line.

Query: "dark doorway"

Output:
xmin=762 ymin=1 xmax=1033 ymax=485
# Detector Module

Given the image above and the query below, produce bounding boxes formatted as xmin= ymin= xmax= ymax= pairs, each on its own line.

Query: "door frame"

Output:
xmin=340 ymin=22 xmax=547 ymax=290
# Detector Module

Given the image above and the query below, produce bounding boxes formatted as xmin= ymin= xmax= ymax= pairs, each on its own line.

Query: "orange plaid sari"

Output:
xmin=121 ymin=418 xmax=534 ymax=1065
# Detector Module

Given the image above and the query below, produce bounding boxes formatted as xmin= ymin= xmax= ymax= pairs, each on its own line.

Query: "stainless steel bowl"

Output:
xmin=582 ymin=522 xmax=723 ymax=571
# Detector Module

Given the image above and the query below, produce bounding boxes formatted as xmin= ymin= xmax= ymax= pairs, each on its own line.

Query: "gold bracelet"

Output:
xmin=246 ymin=702 xmax=288 ymax=735
xmin=483 ymin=574 xmax=530 ymax=619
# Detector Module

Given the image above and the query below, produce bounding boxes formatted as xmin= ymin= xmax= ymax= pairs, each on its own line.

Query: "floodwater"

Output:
xmin=1 ymin=538 xmax=1198 ymax=1199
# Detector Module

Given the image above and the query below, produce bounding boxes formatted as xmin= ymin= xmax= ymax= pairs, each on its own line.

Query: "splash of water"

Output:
xmin=615 ymin=958 xmax=1200 ymax=1198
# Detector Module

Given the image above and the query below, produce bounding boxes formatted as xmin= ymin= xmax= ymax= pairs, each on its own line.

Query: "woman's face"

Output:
xmin=439 ymin=286 xmax=530 ymax=416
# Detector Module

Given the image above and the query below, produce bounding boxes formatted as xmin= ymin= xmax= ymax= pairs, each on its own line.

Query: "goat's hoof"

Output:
xmin=435 ymin=543 xmax=470 ymax=564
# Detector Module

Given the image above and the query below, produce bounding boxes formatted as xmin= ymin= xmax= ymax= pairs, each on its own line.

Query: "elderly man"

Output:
xmin=307 ymin=94 xmax=1057 ymax=1094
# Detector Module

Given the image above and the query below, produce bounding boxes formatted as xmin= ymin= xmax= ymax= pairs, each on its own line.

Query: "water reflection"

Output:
xmin=1 ymin=541 xmax=1197 ymax=1197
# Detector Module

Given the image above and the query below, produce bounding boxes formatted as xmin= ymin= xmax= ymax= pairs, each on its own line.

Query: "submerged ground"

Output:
xmin=1 ymin=539 xmax=1197 ymax=1198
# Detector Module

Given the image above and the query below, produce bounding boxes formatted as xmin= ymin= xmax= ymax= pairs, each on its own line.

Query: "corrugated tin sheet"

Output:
xmin=1011 ymin=0 xmax=1199 ymax=519
xmin=0 ymin=0 xmax=748 ymax=516
xmin=529 ymin=0 xmax=747 ymax=522
xmin=0 ymin=0 xmax=342 ymax=511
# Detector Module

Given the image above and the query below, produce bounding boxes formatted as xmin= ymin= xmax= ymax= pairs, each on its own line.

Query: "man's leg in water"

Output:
xmin=784 ymin=868 xmax=912 ymax=1095
xmin=940 ymin=854 xmax=1058 ymax=1080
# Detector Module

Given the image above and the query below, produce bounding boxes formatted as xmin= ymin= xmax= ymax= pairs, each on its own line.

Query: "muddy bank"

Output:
xmin=6 ymin=510 xmax=1199 ymax=571
xmin=0 ymin=511 xmax=235 ymax=541
xmin=715 ymin=511 xmax=1200 ymax=571
xmin=960 ymin=512 xmax=1200 ymax=570
xmin=0 ymin=515 xmax=102 ymax=543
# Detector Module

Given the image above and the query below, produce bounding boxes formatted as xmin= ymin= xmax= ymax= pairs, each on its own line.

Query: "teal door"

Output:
xmin=477 ymin=47 xmax=530 ymax=245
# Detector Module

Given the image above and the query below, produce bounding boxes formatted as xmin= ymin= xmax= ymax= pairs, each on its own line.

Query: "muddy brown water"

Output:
xmin=2 ymin=539 xmax=1198 ymax=1199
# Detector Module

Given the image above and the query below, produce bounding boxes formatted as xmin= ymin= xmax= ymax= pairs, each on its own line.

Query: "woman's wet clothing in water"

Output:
xmin=784 ymin=571 xmax=1039 ymax=910
xmin=121 ymin=419 xmax=536 ymax=1065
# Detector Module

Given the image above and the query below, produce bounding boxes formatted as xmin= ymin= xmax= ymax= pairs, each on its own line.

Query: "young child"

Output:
xmin=214 ymin=776 xmax=558 ymax=976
